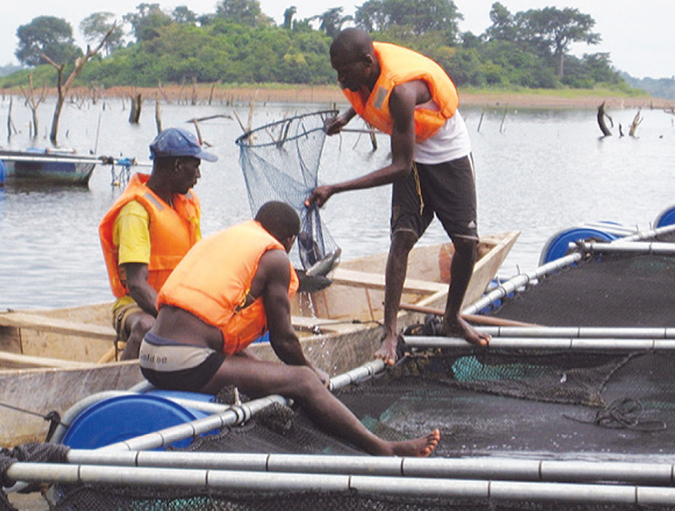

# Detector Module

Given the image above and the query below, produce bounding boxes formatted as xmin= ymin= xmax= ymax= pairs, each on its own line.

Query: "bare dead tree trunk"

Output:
xmin=155 ymin=96 xmax=162 ymax=134
xmin=157 ymin=81 xmax=171 ymax=104
xmin=629 ymin=108 xmax=643 ymax=137
xmin=129 ymin=93 xmax=142 ymax=124
xmin=190 ymin=119 xmax=203 ymax=145
xmin=597 ymin=102 xmax=613 ymax=136
xmin=7 ymin=96 xmax=18 ymax=143
xmin=208 ymin=81 xmax=220 ymax=106
xmin=19 ymin=73 xmax=47 ymax=139
xmin=190 ymin=76 xmax=198 ymax=106
xmin=42 ymin=23 xmax=116 ymax=146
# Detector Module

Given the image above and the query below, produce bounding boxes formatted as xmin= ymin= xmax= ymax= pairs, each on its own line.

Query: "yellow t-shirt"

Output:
xmin=112 ymin=201 xmax=150 ymax=309
xmin=110 ymin=199 xmax=202 ymax=309
xmin=113 ymin=200 xmax=151 ymax=265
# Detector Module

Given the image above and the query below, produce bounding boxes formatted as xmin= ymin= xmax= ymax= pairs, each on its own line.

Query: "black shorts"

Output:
xmin=391 ymin=154 xmax=478 ymax=241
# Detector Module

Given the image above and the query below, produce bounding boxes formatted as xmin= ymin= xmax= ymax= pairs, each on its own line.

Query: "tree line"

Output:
xmin=0 ymin=0 xmax=634 ymax=93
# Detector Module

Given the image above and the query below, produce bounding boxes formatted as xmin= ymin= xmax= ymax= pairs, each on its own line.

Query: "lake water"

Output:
xmin=1 ymin=95 xmax=674 ymax=310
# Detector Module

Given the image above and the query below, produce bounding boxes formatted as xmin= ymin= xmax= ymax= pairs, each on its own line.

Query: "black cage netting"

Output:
xmin=14 ymin=347 xmax=675 ymax=511
xmin=236 ymin=110 xmax=341 ymax=274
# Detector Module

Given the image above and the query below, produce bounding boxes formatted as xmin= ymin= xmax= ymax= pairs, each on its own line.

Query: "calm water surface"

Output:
xmin=1 ymin=96 xmax=674 ymax=309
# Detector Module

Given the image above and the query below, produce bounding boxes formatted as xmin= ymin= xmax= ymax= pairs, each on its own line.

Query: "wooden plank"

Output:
xmin=331 ymin=268 xmax=447 ymax=294
xmin=0 ymin=312 xmax=116 ymax=341
xmin=399 ymin=302 xmax=539 ymax=327
xmin=0 ymin=325 xmax=22 ymax=353
xmin=292 ymin=316 xmax=342 ymax=328
xmin=0 ymin=351 xmax=95 ymax=370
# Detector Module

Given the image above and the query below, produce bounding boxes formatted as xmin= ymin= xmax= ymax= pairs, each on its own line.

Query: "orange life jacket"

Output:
xmin=342 ymin=42 xmax=459 ymax=142
xmin=157 ymin=220 xmax=300 ymax=355
xmin=99 ymin=173 xmax=201 ymax=298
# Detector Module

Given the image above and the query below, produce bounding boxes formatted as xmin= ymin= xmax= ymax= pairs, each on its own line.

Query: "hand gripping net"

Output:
xmin=236 ymin=110 xmax=341 ymax=278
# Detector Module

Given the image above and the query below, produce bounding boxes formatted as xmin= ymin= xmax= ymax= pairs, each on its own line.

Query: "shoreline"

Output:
xmin=98 ymin=85 xmax=675 ymax=110
xmin=4 ymin=84 xmax=673 ymax=111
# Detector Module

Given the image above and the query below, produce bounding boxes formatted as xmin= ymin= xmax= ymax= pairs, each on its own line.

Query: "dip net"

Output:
xmin=236 ymin=110 xmax=341 ymax=276
xmin=16 ymin=344 xmax=675 ymax=511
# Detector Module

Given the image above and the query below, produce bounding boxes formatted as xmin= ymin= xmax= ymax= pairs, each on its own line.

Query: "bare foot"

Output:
xmin=374 ymin=333 xmax=400 ymax=366
xmin=443 ymin=315 xmax=491 ymax=346
xmin=390 ymin=429 xmax=441 ymax=457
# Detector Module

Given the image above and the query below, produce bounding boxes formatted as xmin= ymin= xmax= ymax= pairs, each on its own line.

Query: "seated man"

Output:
xmin=140 ymin=201 xmax=440 ymax=457
xmin=99 ymin=127 xmax=217 ymax=360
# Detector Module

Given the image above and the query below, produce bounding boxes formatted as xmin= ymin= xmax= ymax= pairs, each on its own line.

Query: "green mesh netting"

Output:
xmin=236 ymin=110 xmax=341 ymax=272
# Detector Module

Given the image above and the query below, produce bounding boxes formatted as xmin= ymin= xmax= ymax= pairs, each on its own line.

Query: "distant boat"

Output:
xmin=0 ymin=148 xmax=101 ymax=186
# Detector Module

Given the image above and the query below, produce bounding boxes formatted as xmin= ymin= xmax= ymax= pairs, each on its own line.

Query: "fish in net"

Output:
xmin=236 ymin=110 xmax=341 ymax=291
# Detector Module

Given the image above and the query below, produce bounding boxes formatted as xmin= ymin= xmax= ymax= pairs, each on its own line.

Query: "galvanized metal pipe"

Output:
xmin=403 ymin=336 xmax=675 ymax=351
xmin=476 ymin=326 xmax=675 ymax=339
xmin=577 ymin=240 xmax=675 ymax=255
xmin=101 ymin=359 xmax=387 ymax=452
xmin=100 ymin=394 xmax=286 ymax=452
xmin=463 ymin=252 xmax=582 ymax=316
xmin=7 ymin=462 xmax=675 ymax=505
xmin=621 ymin=223 xmax=675 ymax=242
xmin=49 ymin=390 xmax=232 ymax=445
xmin=65 ymin=450 xmax=675 ymax=486
xmin=329 ymin=359 xmax=385 ymax=391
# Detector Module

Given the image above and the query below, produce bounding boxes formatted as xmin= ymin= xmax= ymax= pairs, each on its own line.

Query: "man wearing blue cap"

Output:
xmin=99 ymin=127 xmax=217 ymax=360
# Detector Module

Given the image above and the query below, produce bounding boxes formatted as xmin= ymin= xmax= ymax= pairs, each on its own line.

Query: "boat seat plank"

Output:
xmin=331 ymin=268 xmax=447 ymax=294
xmin=0 ymin=351 xmax=95 ymax=370
xmin=292 ymin=316 xmax=343 ymax=328
xmin=0 ymin=312 xmax=116 ymax=341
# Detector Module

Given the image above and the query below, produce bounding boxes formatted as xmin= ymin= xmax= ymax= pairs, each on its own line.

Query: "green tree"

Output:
xmin=581 ymin=52 xmax=620 ymax=84
xmin=124 ymin=3 xmax=173 ymax=42
xmin=356 ymin=0 xmax=461 ymax=38
xmin=80 ymin=12 xmax=125 ymax=56
xmin=16 ymin=16 xmax=82 ymax=67
xmin=314 ymin=7 xmax=352 ymax=38
xmin=172 ymin=6 xmax=198 ymax=24
xmin=517 ymin=7 xmax=600 ymax=78
xmin=283 ymin=6 xmax=296 ymax=29
xmin=216 ymin=0 xmax=273 ymax=27
xmin=484 ymin=2 xmax=517 ymax=42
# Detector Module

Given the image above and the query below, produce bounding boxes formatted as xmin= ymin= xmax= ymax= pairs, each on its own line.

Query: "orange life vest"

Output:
xmin=157 ymin=220 xmax=300 ymax=356
xmin=99 ymin=173 xmax=201 ymax=298
xmin=342 ymin=42 xmax=459 ymax=142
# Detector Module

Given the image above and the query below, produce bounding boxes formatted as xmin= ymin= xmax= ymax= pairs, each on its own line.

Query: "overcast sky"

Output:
xmin=2 ymin=1 xmax=673 ymax=79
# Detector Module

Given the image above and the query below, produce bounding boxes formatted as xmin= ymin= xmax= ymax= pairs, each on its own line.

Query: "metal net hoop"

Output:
xmin=236 ymin=110 xmax=340 ymax=272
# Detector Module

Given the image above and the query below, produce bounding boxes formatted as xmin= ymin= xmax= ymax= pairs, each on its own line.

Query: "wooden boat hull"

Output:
xmin=0 ymin=150 xmax=97 ymax=186
xmin=0 ymin=231 xmax=519 ymax=446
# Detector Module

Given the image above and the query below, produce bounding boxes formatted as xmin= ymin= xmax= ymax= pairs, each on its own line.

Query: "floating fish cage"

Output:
xmin=6 ymin=215 xmax=675 ymax=510
xmin=5 ymin=341 xmax=675 ymax=510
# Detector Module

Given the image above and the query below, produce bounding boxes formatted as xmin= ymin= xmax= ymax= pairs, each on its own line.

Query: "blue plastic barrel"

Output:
xmin=539 ymin=227 xmax=618 ymax=265
xmin=655 ymin=206 xmax=675 ymax=228
xmin=0 ymin=159 xmax=5 ymax=186
xmin=61 ymin=392 xmax=214 ymax=449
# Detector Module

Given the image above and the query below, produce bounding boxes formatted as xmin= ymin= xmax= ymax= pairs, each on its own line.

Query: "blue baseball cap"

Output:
xmin=149 ymin=127 xmax=218 ymax=162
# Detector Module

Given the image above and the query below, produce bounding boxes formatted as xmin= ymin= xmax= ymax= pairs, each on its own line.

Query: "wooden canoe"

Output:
xmin=0 ymin=230 xmax=519 ymax=446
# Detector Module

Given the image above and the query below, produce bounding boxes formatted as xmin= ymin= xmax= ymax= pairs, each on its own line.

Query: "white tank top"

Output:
xmin=413 ymin=110 xmax=472 ymax=164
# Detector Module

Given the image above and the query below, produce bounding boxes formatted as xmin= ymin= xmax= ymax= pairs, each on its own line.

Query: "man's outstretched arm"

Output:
xmin=305 ymin=81 xmax=424 ymax=208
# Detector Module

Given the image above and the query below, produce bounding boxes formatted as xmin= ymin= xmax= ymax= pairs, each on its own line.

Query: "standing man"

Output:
xmin=99 ymin=127 xmax=217 ymax=360
xmin=306 ymin=28 xmax=490 ymax=365
xmin=140 ymin=201 xmax=440 ymax=457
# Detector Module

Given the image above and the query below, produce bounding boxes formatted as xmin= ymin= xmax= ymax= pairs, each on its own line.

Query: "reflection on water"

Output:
xmin=1 ymin=97 xmax=674 ymax=309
